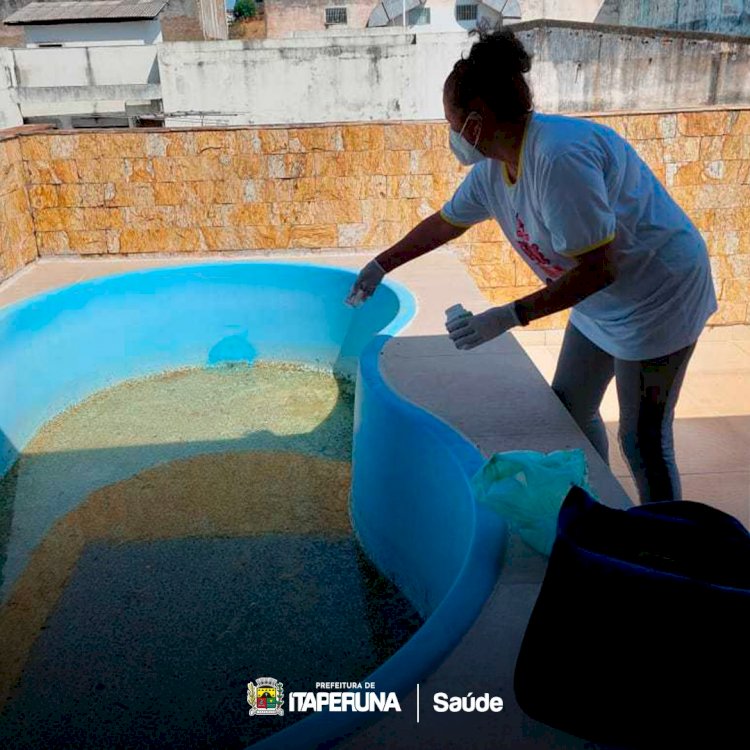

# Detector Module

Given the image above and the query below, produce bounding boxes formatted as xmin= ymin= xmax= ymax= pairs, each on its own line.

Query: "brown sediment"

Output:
xmin=0 ymin=450 xmax=351 ymax=711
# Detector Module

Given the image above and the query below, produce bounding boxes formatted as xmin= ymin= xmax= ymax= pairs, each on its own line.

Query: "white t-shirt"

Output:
xmin=441 ymin=112 xmax=717 ymax=360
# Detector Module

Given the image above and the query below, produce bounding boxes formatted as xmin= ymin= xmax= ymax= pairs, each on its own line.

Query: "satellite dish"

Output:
xmin=367 ymin=0 xmax=427 ymax=28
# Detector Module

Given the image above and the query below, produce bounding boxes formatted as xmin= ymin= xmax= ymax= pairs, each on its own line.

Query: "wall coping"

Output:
xmin=2 ymin=104 xmax=748 ymax=139
xmin=509 ymin=17 xmax=750 ymax=46
xmin=159 ymin=20 xmax=750 ymax=49
xmin=0 ymin=124 xmax=58 ymax=143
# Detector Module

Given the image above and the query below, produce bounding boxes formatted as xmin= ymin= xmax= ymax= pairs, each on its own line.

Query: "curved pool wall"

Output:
xmin=253 ymin=336 xmax=508 ymax=750
xmin=0 ymin=262 xmax=507 ymax=748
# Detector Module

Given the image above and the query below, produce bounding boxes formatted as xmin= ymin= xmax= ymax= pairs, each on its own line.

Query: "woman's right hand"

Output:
xmin=345 ymin=260 xmax=385 ymax=307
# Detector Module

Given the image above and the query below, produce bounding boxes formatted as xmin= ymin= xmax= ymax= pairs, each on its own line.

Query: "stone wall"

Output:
xmin=0 ymin=132 xmax=35 ymax=281
xmin=479 ymin=109 xmax=750 ymax=328
xmin=5 ymin=109 xmax=750 ymax=328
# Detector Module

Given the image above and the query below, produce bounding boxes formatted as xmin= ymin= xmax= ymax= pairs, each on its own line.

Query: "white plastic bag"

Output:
xmin=471 ymin=449 xmax=597 ymax=556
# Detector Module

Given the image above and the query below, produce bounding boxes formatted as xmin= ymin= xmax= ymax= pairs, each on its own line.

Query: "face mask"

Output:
xmin=449 ymin=114 xmax=485 ymax=166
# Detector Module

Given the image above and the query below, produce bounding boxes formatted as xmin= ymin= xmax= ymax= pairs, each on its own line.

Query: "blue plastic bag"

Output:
xmin=471 ymin=449 xmax=596 ymax=556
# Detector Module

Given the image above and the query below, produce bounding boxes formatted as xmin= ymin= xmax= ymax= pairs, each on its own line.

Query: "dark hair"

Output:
xmin=446 ymin=24 xmax=533 ymax=122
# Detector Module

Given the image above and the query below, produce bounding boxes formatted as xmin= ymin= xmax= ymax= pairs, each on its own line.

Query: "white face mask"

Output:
xmin=449 ymin=114 xmax=485 ymax=166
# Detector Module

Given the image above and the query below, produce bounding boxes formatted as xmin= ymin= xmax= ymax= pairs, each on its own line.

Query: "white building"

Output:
xmin=3 ymin=2 xmax=167 ymax=127
xmin=4 ymin=0 xmax=167 ymax=47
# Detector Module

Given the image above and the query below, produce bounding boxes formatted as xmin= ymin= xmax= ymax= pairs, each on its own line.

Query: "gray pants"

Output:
xmin=551 ymin=322 xmax=696 ymax=504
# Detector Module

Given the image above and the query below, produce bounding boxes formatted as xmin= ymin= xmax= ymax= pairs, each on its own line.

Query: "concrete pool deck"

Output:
xmin=1 ymin=252 xmax=748 ymax=749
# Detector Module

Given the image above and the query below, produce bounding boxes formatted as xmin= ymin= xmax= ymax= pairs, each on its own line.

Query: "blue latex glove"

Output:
xmin=447 ymin=303 xmax=521 ymax=350
xmin=345 ymin=260 xmax=385 ymax=307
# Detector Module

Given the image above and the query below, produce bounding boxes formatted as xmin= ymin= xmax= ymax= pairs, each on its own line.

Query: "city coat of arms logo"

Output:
xmin=247 ymin=677 xmax=285 ymax=716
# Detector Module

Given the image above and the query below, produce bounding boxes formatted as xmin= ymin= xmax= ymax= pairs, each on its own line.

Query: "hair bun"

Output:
xmin=446 ymin=23 xmax=533 ymax=122
xmin=468 ymin=25 xmax=532 ymax=76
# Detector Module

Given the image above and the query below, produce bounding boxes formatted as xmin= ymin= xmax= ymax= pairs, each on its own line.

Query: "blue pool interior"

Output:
xmin=0 ymin=263 xmax=507 ymax=748
xmin=0 ymin=263 xmax=404 ymax=476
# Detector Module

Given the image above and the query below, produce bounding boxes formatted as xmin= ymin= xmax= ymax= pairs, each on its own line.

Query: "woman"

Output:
xmin=345 ymin=26 xmax=716 ymax=505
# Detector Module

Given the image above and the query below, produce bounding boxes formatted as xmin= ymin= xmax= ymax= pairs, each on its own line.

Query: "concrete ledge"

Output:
xmin=15 ymin=84 xmax=162 ymax=104
xmin=507 ymin=17 xmax=750 ymax=45
xmin=338 ymin=252 xmax=631 ymax=748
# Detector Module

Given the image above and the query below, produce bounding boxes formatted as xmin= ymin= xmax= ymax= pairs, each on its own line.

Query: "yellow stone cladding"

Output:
xmin=0 ymin=137 xmax=37 ymax=281
xmin=0 ymin=110 xmax=748 ymax=326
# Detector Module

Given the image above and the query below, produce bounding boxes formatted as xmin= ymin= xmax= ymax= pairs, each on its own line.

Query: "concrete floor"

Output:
xmin=1 ymin=253 xmax=748 ymax=749
xmin=517 ymin=333 xmax=750 ymax=528
xmin=1 ymin=534 xmax=417 ymax=750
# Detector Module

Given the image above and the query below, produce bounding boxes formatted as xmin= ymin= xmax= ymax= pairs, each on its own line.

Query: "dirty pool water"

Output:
xmin=0 ymin=363 xmax=422 ymax=749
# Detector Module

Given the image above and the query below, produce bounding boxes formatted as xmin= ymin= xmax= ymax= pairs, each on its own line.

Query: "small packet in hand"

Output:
xmin=345 ymin=289 xmax=366 ymax=308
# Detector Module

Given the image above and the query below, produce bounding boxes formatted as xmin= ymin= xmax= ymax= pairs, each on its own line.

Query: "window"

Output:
xmin=408 ymin=6 xmax=431 ymax=25
xmin=325 ymin=7 xmax=348 ymax=26
xmin=455 ymin=3 xmax=478 ymax=22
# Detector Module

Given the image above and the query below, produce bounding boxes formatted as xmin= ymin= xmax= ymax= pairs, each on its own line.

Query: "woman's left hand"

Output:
xmin=345 ymin=259 xmax=385 ymax=307
xmin=447 ymin=303 xmax=521 ymax=350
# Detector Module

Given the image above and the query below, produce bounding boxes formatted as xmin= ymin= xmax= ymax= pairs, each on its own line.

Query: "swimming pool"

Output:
xmin=0 ymin=262 xmax=507 ymax=747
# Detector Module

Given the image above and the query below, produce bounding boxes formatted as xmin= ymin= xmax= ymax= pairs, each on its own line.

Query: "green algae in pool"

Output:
xmin=0 ymin=363 xmax=423 ymax=750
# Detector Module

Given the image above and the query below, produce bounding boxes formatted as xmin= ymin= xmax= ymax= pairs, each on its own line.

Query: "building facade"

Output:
xmin=595 ymin=0 xmax=750 ymax=36
xmin=264 ymin=0 xmax=516 ymax=38
xmin=264 ymin=0 xmax=374 ymax=38
xmin=0 ymin=0 xmax=227 ymax=47
xmin=4 ymin=1 xmax=167 ymax=47
xmin=2 ymin=3 xmax=165 ymax=127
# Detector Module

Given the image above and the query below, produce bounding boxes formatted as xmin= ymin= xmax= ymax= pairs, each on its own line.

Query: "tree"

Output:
xmin=234 ymin=0 xmax=256 ymax=20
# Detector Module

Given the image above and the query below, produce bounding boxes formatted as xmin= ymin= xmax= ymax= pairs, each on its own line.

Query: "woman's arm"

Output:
xmin=514 ymin=243 xmax=616 ymax=325
xmin=345 ymin=212 xmax=470 ymax=306
xmin=375 ymin=212 xmax=469 ymax=273
xmin=447 ymin=243 xmax=616 ymax=349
